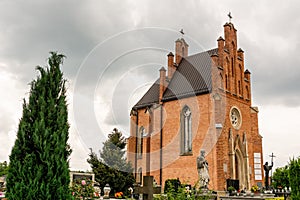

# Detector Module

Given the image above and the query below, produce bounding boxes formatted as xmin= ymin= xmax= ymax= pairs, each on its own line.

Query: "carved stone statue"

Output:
xmin=197 ymin=150 xmax=210 ymax=189
xmin=263 ymin=161 xmax=273 ymax=190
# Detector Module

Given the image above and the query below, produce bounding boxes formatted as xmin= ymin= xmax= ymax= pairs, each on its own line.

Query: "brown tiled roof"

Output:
xmin=133 ymin=48 xmax=217 ymax=109
xmin=133 ymin=79 xmax=160 ymax=109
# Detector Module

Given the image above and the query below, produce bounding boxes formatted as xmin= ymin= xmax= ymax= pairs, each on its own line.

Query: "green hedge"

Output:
xmin=164 ymin=179 xmax=181 ymax=193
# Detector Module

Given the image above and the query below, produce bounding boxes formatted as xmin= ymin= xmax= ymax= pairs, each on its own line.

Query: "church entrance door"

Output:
xmin=235 ymin=150 xmax=245 ymax=189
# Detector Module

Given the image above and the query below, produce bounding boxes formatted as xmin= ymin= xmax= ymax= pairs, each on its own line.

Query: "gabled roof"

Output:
xmin=133 ymin=48 xmax=217 ymax=109
xmin=133 ymin=79 xmax=160 ymax=109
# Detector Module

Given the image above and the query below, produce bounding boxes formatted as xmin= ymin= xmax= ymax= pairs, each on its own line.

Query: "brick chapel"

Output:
xmin=127 ymin=21 xmax=264 ymax=191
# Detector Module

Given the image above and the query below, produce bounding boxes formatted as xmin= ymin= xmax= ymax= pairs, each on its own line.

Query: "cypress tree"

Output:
xmin=6 ymin=52 xmax=72 ymax=199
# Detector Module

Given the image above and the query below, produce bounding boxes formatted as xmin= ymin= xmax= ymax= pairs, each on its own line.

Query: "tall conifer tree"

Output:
xmin=6 ymin=52 xmax=72 ymax=199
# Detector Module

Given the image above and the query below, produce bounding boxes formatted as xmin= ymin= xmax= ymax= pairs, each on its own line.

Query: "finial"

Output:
xmin=228 ymin=12 xmax=232 ymax=23
xmin=179 ymin=29 xmax=184 ymax=37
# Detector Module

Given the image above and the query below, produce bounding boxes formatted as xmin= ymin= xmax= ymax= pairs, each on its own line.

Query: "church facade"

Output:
xmin=127 ymin=22 xmax=264 ymax=191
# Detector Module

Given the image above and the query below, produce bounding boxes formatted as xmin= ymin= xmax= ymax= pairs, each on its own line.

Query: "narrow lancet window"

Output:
xmin=181 ymin=106 xmax=192 ymax=154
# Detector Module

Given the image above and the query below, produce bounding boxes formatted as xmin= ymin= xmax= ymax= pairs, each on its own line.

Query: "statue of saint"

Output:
xmin=263 ymin=162 xmax=273 ymax=190
xmin=197 ymin=150 xmax=210 ymax=189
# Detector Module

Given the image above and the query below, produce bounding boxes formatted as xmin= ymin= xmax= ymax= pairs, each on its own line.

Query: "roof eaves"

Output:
xmin=162 ymin=88 xmax=211 ymax=102
xmin=133 ymin=101 xmax=159 ymax=109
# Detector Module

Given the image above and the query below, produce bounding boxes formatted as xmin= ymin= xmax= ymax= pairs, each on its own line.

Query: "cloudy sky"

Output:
xmin=0 ymin=0 xmax=299 ymax=171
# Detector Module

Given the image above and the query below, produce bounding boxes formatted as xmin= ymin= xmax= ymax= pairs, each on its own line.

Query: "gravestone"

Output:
xmin=226 ymin=179 xmax=239 ymax=191
xmin=69 ymin=171 xmax=95 ymax=186
xmin=134 ymin=176 xmax=161 ymax=200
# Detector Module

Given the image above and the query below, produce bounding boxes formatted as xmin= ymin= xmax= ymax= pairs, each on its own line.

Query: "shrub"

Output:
xmin=289 ymin=157 xmax=300 ymax=199
xmin=164 ymin=178 xmax=181 ymax=194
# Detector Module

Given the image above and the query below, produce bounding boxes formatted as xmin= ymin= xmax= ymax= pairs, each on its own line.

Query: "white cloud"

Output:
xmin=0 ymin=68 xmax=25 ymax=161
xmin=260 ymin=105 xmax=300 ymax=168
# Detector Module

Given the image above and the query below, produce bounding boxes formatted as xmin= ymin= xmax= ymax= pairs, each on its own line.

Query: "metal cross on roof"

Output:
xmin=228 ymin=12 xmax=232 ymax=22
xmin=179 ymin=29 xmax=184 ymax=36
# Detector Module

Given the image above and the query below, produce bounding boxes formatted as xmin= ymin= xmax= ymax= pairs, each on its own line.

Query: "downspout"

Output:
xmin=160 ymin=104 xmax=163 ymax=185
xmin=158 ymin=67 xmax=166 ymax=185
xmin=146 ymin=107 xmax=152 ymax=176
xmin=135 ymin=108 xmax=138 ymax=178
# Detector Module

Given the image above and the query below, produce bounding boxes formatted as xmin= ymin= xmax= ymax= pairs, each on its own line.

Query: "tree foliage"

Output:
xmin=87 ymin=128 xmax=135 ymax=196
xmin=271 ymin=166 xmax=289 ymax=189
xmin=289 ymin=157 xmax=300 ymax=199
xmin=0 ymin=161 xmax=9 ymax=177
xmin=6 ymin=52 xmax=72 ymax=199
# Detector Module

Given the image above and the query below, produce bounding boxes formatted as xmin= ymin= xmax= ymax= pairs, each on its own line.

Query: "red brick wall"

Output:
xmin=127 ymin=22 xmax=263 ymax=191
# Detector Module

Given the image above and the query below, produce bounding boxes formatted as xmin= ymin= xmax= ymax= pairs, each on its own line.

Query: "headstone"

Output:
xmin=226 ymin=179 xmax=239 ymax=191
xmin=134 ymin=176 xmax=161 ymax=200
xmin=69 ymin=171 xmax=95 ymax=186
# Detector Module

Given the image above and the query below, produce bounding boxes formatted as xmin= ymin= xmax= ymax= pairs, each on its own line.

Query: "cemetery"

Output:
xmin=0 ymin=4 xmax=299 ymax=200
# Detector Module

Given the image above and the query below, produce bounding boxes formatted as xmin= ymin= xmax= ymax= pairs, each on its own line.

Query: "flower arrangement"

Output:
xmin=251 ymin=185 xmax=259 ymax=193
xmin=114 ymin=191 xmax=124 ymax=199
xmin=71 ymin=178 xmax=95 ymax=200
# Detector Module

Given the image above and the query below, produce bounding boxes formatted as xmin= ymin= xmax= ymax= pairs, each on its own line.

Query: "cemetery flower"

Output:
xmin=115 ymin=191 xmax=124 ymax=198
xmin=251 ymin=185 xmax=259 ymax=192
xmin=71 ymin=179 xmax=95 ymax=200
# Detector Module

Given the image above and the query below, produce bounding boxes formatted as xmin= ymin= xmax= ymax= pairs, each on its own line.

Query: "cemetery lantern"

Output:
xmin=103 ymin=183 xmax=111 ymax=199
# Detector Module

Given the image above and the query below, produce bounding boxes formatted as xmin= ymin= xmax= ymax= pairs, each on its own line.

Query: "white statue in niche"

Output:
xmin=197 ymin=149 xmax=210 ymax=190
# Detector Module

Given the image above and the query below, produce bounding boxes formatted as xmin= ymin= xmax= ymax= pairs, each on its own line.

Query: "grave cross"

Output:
xmin=134 ymin=176 xmax=161 ymax=200
xmin=269 ymin=152 xmax=276 ymax=184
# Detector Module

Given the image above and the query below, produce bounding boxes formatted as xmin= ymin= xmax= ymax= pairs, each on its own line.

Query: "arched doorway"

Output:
xmin=235 ymin=149 xmax=245 ymax=189
xmin=229 ymin=131 xmax=250 ymax=190
xmin=235 ymin=154 xmax=239 ymax=180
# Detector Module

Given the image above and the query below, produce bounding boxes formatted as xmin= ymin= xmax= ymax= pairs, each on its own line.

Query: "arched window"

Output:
xmin=239 ymin=65 xmax=243 ymax=95
xmin=137 ymin=167 xmax=142 ymax=184
xmin=225 ymin=74 xmax=228 ymax=90
xmin=226 ymin=57 xmax=231 ymax=91
xmin=226 ymin=57 xmax=230 ymax=75
xmin=231 ymin=57 xmax=235 ymax=77
xmin=246 ymin=86 xmax=250 ymax=99
xmin=238 ymin=80 xmax=241 ymax=95
xmin=137 ymin=127 xmax=144 ymax=159
xmin=180 ymin=106 xmax=192 ymax=154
